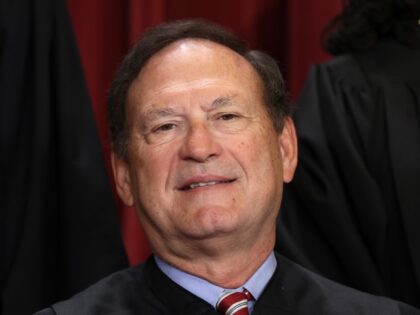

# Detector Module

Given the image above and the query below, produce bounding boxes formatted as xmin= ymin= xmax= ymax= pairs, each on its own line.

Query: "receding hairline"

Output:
xmin=125 ymin=37 xmax=267 ymax=111
xmin=132 ymin=38 xmax=261 ymax=85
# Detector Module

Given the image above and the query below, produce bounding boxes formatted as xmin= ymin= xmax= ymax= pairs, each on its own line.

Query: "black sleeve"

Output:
xmin=33 ymin=308 xmax=56 ymax=315
xmin=398 ymin=303 xmax=420 ymax=315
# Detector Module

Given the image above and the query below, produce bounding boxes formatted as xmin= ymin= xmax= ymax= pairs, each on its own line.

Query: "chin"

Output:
xmin=180 ymin=207 xmax=240 ymax=239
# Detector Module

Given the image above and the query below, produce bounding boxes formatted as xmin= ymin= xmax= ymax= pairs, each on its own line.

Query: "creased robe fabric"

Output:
xmin=277 ymin=39 xmax=420 ymax=308
xmin=0 ymin=0 xmax=128 ymax=314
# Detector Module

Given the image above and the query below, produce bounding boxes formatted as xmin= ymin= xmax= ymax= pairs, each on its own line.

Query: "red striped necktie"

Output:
xmin=216 ymin=288 xmax=254 ymax=315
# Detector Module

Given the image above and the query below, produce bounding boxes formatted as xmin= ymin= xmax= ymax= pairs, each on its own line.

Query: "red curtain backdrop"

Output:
xmin=66 ymin=0 xmax=342 ymax=266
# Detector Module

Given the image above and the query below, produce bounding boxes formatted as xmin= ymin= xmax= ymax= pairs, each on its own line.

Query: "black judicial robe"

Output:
xmin=34 ymin=254 xmax=420 ymax=315
xmin=277 ymin=39 xmax=420 ymax=307
xmin=0 ymin=0 xmax=128 ymax=314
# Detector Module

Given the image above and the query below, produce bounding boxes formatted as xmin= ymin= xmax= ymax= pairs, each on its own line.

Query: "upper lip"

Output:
xmin=177 ymin=175 xmax=236 ymax=191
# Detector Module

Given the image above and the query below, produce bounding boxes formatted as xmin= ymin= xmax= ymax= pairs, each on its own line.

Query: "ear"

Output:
xmin=111 ymin=152 xmax=134 ymax=207
xmin=278 ymin=117 xmax=298 ymax=183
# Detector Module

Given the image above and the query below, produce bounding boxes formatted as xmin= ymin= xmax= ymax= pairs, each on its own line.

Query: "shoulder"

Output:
xmin=308 ymin=54 xmax=367 ymax=91
xmin=297 ymin=54 xmax=373 ymax=118
xmin=273 ymin=254 xmax=420 ymax=315
xmin=355 ymin=40 xmax=420 ymax=80
xmin=34 ymin=259 xmax=167 ymax=315
xmin=317 ymin=40 xmax=420 ymax=86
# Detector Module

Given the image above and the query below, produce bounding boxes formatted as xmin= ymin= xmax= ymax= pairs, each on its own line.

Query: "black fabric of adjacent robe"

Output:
xmin=0 ymin=1 xmax=128 ymax=314
xmin=276 ymin=39 xmax=420 ymax=307
xmin=34 ymin=254 xmax=420 ymax=315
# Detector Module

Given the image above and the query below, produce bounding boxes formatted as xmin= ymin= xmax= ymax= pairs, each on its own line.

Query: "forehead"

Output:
xmin=127 ymin=39 xmax=263 ymax=107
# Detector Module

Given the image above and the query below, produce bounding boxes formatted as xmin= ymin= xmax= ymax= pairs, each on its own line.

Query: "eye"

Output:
xmin=154 ymin=123 xmax=177 ymax=132
xmin=218 ymin=113 xmax=238 ymax=121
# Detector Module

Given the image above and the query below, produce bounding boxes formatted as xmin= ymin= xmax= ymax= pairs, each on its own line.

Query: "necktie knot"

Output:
xmin=216 ymin=288 xmax=254 ymax=315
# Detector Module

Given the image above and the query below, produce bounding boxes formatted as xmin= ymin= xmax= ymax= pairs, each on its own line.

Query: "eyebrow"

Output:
xmin=143 ymin=107 xmax=178 ymax=121
xmin=142 ymin=95 xmax=238 ymax=121
xmin=210 ymin=96 xmax=236 ymax=109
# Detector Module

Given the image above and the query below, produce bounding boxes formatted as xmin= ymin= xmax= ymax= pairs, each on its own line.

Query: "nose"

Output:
xmin=179 ymin=122 xmax=222 ymax=162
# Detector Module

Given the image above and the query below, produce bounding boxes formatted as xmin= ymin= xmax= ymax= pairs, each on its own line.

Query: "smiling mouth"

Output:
xmin=180 ymin=179 xmax=235 ymax=191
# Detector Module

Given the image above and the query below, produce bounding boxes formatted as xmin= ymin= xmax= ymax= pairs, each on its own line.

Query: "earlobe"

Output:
xmin=278 ymin=117 xmax=298 ymax=183
xmin=111 ymin=152 xmax=134 ymax=207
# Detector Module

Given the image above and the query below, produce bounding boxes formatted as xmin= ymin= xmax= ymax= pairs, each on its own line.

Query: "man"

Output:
xmin=35 ymin=19 xmax=420 ymax=315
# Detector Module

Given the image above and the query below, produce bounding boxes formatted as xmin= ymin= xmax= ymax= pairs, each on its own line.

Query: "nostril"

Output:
xmin=204 ymin=154 xmax=217 ymax=162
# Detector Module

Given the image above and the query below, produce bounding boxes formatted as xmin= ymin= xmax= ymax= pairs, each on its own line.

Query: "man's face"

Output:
xmin=112 ymin=39 xmax=297 ymax=254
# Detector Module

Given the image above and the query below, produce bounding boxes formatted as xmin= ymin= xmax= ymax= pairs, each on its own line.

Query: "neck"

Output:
xmin=151 ymin=225 xmax=276 ymax=288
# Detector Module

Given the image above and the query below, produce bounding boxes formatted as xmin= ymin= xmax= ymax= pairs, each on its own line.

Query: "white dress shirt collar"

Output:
xmin=154 ymin=252 xmax=277 ymax=312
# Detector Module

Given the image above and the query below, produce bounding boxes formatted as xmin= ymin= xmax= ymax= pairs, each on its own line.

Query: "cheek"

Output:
xmin=241 ymin=130 xmax=282 ymax=179
xmin=138 ymin=154 xmax=171 ymax=188
xmin=128 ymin=143 xmax=172 ymax=194
xmin=228 ymin=137 xmax=262 ymax=186
xmin=129 ymin=153 xmax=172 ymax=223
xmin=236 ymin=127 xmax=279 ymax=159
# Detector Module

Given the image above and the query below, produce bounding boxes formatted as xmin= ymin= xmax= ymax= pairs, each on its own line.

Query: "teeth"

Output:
xmin=189 ymin=180 xmax=219 ymax=189
xmin=181 ymin=179 xmax=234 ymax=191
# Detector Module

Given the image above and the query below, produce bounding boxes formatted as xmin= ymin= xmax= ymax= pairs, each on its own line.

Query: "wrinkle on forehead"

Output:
xmin=134 ymin=79 xmax=243 ymax=102
xmin=142 ymin=95 xmax=238 ymax=121
xmin=126 ymin=38 xmax=265 ymax=120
